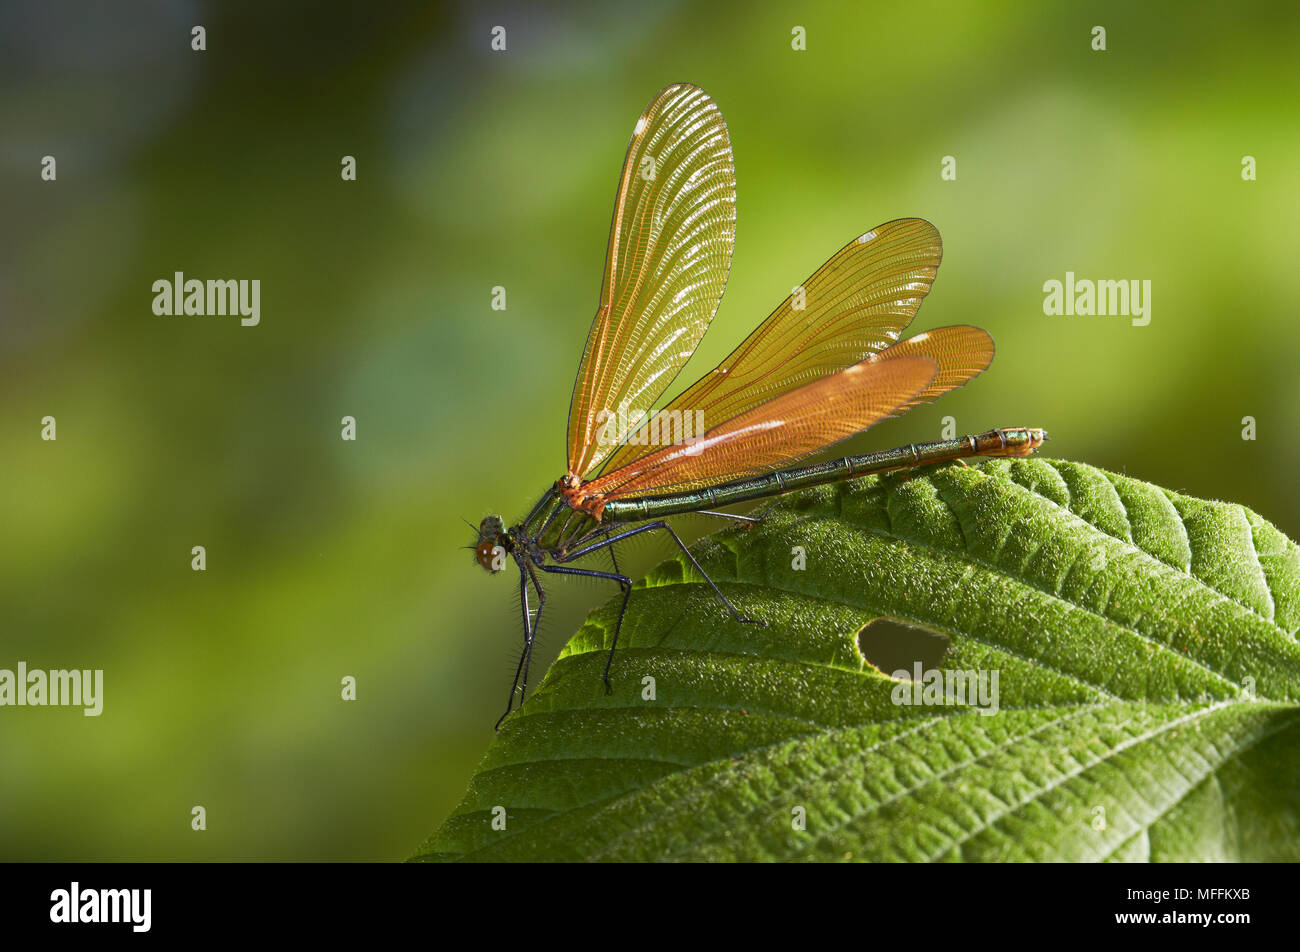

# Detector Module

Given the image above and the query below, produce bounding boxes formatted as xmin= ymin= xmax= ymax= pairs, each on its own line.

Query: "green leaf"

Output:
xmin=413 ymin=459 xmax=1300 ymax=862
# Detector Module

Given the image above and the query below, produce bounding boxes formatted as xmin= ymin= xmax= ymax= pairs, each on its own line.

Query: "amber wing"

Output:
xmin=566 ymin=84 xmax=738 ymax=481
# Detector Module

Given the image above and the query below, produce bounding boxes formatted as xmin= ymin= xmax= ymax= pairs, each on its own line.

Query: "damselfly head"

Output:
xmin=474 ymin=515 xmax=512 ymax=574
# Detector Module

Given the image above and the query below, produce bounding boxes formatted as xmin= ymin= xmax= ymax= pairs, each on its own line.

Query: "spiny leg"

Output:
xmin=566 ymin=507 xmax=763 ymax=558
xmin=495 ymin=568 xmax=532 ymax=730
xmin=495 ymin=564 xmax=547 ymax=731
xmin=540 ymin=563 xmax=631 ymax=695
xmin=516 ymin=561 xmax=547 ymax=710
xmin=560 ymin=521 xmax=765 ymax=629
xmin=607 ymin=531 xmax=622 ymax=575
xmin=574 ymin=524 xmax=623 ymax=574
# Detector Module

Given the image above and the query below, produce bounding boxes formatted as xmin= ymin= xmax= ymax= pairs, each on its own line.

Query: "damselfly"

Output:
xmin=471 ymin=84 xmax=1046 ymax=728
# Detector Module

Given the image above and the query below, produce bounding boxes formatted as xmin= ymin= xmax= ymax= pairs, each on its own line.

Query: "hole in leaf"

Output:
xmin=857 ymin=617 xmax=950 ymax=676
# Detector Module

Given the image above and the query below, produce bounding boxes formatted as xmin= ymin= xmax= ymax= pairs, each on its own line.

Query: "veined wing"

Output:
xmin=582 ymin=322 xmax=995 ymax=499
xmin=580 ymin=354 xmax=939 ymax=500
xmin=873 ymin=323 xmax=994 ymax=412
xmin=598 ymin=218 xmax=943 ymax=475
xmin=567 ymin=84 xmax=737 ymax=480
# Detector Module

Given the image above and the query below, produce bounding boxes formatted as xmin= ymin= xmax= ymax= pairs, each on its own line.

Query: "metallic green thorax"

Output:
xmin=517 ymin=489 xmax=599 ymax=553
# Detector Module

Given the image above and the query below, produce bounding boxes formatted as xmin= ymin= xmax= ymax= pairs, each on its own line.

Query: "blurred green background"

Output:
xmin=2 ymin=0 xmax=1297 ymax=860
